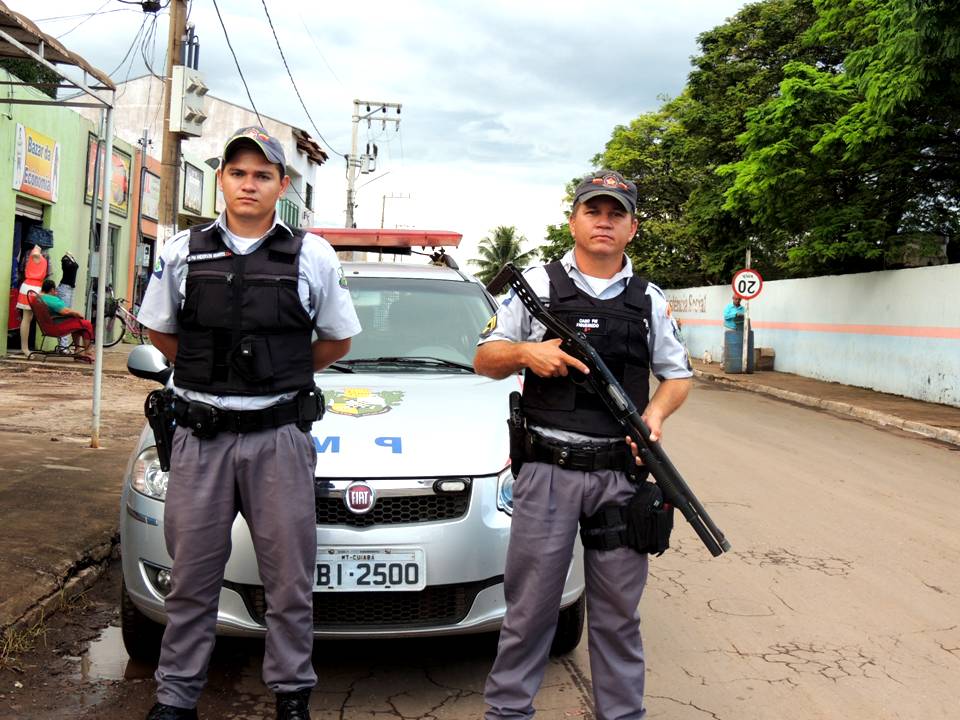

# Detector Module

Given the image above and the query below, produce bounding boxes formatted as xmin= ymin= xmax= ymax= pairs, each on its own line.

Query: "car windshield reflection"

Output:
xmin=336 ymin=277 xmax=492 ymax=371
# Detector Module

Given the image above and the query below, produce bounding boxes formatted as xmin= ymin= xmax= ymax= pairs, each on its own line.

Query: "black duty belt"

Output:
xmin=172 ymin=387 xmax=324 ymax=438
xmin=527 ymin=433 xmax=634 ymax=473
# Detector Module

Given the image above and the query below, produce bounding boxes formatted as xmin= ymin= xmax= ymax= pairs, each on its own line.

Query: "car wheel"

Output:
xmin=120 ymin=579 xmax=164 ymax=663
xmin=550 ymin=594 xmax=585 ymax=656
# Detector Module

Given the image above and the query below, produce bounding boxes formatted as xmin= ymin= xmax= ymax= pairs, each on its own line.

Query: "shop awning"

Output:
xmin=0 ymin=0 xmax=115 ymax=108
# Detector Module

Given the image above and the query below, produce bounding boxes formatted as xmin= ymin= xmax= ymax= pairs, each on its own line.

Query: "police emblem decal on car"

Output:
xmin=344 ymin=481 xmax=377 ymax=514
xmin=327 ymin=388 xmax=404 ymax=417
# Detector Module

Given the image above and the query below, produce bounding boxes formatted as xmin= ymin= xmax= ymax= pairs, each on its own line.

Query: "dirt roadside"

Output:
xmin=0 ymin=354 xmax=154 ymax=640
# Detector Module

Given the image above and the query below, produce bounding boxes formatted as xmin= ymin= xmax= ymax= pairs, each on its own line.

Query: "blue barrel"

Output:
xmin=723 ymin=329 xmax=755 ymax=373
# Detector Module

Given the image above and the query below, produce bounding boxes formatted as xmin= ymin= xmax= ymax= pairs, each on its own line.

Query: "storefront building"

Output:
xmin=0 ymin=68 xmax=147 ymax=355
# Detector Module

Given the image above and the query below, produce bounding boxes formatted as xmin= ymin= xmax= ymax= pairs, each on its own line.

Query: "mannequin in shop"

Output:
xmin=15 ymin=245 xmax=47 ymax=354
xmin=56 ymin=252 xmax=80 ymax=349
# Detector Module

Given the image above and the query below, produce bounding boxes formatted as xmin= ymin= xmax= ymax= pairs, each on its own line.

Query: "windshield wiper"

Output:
xmin=325 ymin=362 xmax=355 ymax=373
xmin=343 ymin=356 xmax=475 ymax=373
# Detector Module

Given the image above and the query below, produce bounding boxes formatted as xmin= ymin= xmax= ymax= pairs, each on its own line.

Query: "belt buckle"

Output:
xmin=567 ymin=451 xmax=595 ymax=471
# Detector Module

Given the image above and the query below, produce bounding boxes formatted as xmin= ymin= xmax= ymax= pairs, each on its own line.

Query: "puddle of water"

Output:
xmin=72 ymin=625 xmax=154 ymax=682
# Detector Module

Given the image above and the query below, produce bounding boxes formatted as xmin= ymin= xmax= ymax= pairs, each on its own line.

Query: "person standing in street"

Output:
xmin=723 ymin=294 xmax=744 ymax=330
xmin=136 ymin=127 xmax=361 ymax=720
xmin=474 ymin=170 xmax=693 ymax=720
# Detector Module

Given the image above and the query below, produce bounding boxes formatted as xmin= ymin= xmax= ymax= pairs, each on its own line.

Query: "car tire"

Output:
xmin=550 ymin=594 xmax=585 ymax=656
xmin=120 ymin=580 xmax=164 ymax=663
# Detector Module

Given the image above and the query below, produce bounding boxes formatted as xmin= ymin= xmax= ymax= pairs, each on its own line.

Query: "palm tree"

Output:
xmin=470 ymin=226 xmax=538 ymax=286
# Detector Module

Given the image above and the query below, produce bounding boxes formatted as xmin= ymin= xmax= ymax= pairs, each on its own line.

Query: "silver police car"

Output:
xmin=120 ymin=246 xmax=585 ymax=662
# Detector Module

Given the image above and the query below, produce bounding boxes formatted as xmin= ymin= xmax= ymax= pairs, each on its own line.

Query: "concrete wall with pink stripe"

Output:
xmin=664 ymin=264 xmax=960 ymax=407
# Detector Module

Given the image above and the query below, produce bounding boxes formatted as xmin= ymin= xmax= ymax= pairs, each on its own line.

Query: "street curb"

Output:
xmin=693 ymin=369 xmax=960 ymax=449
xmin=0 ymin=358 xmax=130 ymax=377
xmin=0 ymin=533 xmax=119 ymax=641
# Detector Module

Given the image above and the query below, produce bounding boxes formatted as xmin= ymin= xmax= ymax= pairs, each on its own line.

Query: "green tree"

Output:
xmin=0 ymin=59 xmax=60 ymax=99
xmin=538 ymin=223 xmax=574 ymax=263
xmin=469 ymin=226 xmax=538 ymax=285
xmin=593 ymin=0 xmax=828 ymax=286
xmin=722 ymin=0 xmax=960 ymax=274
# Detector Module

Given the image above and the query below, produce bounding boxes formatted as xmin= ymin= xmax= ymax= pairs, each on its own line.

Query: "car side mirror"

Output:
xmin=128 ymin=345 xmax=173 ymax=385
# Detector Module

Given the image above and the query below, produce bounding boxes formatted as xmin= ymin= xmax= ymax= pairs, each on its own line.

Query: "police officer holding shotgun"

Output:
xmin=475 ymin=170 xmax=693 ymax=720
xmin=136 ymin=127 xmax=360 ymax=720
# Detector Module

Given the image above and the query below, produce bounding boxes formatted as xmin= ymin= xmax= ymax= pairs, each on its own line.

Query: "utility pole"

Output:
xmin=134 ymin=128 xmax=151 ymax=304
xmin=345 ymin=99 xmax=401 ymax=228
xmin=159 ymin=0 xmax=189 ymax=244
xmin=380 ymin=192 xmax=410 ymax=228
xmin=742 ymin=247 xmax=751 ymax=374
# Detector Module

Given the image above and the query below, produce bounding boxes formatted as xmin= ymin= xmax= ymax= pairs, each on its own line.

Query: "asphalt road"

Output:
xmin=2 ymin=378 xmax=957 ymax=720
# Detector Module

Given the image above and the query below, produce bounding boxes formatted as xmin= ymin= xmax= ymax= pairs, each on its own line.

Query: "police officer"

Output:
xmin=475 ymin=170 xmax=693 ymax=720
xmin=137 ymin=127 xmax=361 ymax=720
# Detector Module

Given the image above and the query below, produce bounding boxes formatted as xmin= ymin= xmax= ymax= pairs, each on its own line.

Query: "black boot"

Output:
xmin=145 ymin=702 xmax=198 ymax=719
xmin=276 ymin=688 xmax=312 ymax=720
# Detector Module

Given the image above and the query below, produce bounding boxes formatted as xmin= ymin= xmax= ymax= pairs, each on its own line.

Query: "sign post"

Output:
xmin=732 ymin=259 xmax=763 ymax=373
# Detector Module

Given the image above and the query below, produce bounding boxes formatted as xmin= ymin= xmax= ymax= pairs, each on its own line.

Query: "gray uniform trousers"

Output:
xmin=484 ymin=462 xmax=649 ymax=720
xmin=155 ymin=424 xmax=318 ymax=708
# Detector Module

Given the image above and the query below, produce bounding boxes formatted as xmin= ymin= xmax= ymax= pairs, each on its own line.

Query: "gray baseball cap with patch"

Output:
xmin=573 ymin=170 xmax=637 ymax=213
xmin=222 ymin=126 xmax=287 ymax=176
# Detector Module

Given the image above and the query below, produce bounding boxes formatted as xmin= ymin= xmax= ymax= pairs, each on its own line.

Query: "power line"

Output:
xmin=38 ymin=8 xmax=139 ymax=22
xmin=140 ymin=11 xmax=164 ymax=80
xmin=260 ymin=0 xmax=345 ymax=158
xmin=56 ymin=0 xmax=112 ymax=39
xmin=296 ymin=10 xmax=345 ymax=92
xmin=211 ymin=0 xmax=263 ymax=126
xmin=106 ymin=14 xmax=150 ymax=79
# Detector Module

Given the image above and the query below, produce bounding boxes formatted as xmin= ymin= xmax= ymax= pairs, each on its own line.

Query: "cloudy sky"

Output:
xmin=13 ymin=0 xmax=749 ymax=263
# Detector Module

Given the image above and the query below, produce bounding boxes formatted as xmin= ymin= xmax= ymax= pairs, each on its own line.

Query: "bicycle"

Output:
xmin=96 ymin=285 xmax=148 ymax=348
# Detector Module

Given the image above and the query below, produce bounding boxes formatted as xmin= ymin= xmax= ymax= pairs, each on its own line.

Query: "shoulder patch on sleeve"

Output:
xmin=480 ymin=314 xmax=497 ymax=338
xmin=337 ymin=266 xmax=348 ymax=289
xmin=153 ymin=256 xmax=165 ymax=279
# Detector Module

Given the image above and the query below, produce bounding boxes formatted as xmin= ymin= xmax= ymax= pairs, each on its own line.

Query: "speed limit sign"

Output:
xmin=732 ymin=269 xmax=763 ymax=300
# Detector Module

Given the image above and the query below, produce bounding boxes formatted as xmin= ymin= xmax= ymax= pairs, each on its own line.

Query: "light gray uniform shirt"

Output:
xmin=477 ymin=250 xmax=692 ymax=443
xmin=137 ymin=214 xmax=361 ymax=411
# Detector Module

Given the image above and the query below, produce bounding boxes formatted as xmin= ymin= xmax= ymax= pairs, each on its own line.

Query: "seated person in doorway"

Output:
xmin=723 ymin=294 xmax=745 ymax=330
xmin=38 ymin=279 xmax=94 ymax=359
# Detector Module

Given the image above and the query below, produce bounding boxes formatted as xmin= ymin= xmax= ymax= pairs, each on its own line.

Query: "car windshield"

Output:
xmin=334 ymin=276 xmax=493 ymax=371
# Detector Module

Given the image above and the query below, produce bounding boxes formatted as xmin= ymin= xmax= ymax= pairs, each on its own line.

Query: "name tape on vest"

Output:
xmin=186 ymin=250 xmax=234 ymax=263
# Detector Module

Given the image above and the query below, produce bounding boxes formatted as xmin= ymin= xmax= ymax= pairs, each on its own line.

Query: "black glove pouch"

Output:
xmin=626 ymin=481 xmax=674 ymax=556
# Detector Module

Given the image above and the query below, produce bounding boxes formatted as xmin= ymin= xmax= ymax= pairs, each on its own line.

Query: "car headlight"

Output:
xmin=130 ymin=446 xmax=168 ymax=501
xmin=496 ymin=467 xmax=514 ymax=515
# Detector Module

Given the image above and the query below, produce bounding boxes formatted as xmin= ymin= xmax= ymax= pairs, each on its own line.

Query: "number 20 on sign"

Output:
xmin=732 ymin=269 xmax=763 ymax=300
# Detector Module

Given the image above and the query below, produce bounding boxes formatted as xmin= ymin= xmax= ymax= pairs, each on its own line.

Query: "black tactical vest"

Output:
xmin=521 ymin=262 xmax=652 ymax=437
xmin=174 ymin=223 xmax=315 ymax=395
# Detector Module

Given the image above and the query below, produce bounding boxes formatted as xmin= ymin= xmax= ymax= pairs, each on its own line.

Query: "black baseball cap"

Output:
xmin=573 ymin=170 xmax=637 ymax=213
xmin=222 ymin=126 xmax=287 ymax=176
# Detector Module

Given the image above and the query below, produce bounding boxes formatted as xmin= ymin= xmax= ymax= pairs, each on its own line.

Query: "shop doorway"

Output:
xmin=86 ymin=224 xmax=118 ymax=319
xmin=8 ymin=199 xmax=50 ymax=351
xmin=132 ymin=235 xmax=155 ymax=310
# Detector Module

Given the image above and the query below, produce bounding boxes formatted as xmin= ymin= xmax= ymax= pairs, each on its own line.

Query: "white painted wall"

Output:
xmin=665 ymin=264 xmax=960 ymax=407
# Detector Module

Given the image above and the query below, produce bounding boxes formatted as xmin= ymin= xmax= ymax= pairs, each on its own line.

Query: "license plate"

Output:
xmin=315 ymin=548 xmax=426 ymax=592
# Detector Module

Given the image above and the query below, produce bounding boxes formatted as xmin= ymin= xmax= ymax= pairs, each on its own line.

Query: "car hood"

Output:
xmin=312 ymin=371 xmax=520 ymax=478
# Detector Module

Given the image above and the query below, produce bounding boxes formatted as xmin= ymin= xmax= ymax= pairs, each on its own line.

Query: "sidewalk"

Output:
xmin=0 ymin=340 xmax=140 ymax=375
xmin=690 ymin=359 xmax=960 ymax=447
xmin=0 ymin=342 xmax=149 ymax=643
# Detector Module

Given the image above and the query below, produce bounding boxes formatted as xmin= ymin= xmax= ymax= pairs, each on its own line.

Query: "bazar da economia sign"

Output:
xmin=12 ymin=123 xmax=60 ymax=203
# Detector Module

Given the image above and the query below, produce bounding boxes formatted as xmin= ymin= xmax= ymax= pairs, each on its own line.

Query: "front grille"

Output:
xmin=314 ymin=490 xmax=470 ymax=528
xmin=231 ymin=576 xmax=503 ymax=629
